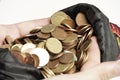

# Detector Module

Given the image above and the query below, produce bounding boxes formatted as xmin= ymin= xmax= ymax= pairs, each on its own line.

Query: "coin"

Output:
xmin=41 ymin=24 xmax=56 ymax=33
xmin=62 ymin=33 xmax=78 ymax=44
xmin=59 ymin=53 xmax=74 ymax=64
xmin=51 ymin=11 xmax=70 ymax=25
xmin=51 ymin=62 xmax=74 ymax=74
xmin=64 ymin=65 xmax=76 ymax=74
xmin=11 ymin=50 xmax=23 ymax=63
xmin=50 ymin=52 xmax=64 ymax=60
xmin=51 ymin=26 xmax=68 ymax=40
xmin=46 ymin=38 xmax=62 ymax=54
xmin=75 ymin=12 xmax=88 ymax=26
xmin=37 ymin=32 xmax=51 ymax=39
xmin=21 ymin=43 xmax=36 ymax=53
xmin=24 ymin=38 xmax=32 ymax=43
xmin=21 ymin=53 xmax=34 ymax=66
xmin=43 ymin=66 xmax=55 ymax=76
xmin=37 ymin=41 xmax=46 ymax=48
xmin=47 ymin=59 xmax=59 ymax=69
xmin=31 ymin=54 xmax=39 ymax=67
xmin=30 ymin=48 xmax=50 ymax=67
xmin=61 ymin=19 xmax=75 ymax=29
xmin=29 ymin=28 xmax=41 ymax=34
xmin=11 ymin=44 xmax=23 ymax=51
xmin=80 ymin=39 xmax=92 ymax=51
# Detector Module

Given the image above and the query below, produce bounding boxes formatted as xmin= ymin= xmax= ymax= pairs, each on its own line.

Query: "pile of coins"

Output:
xmin=1 ymin=11 xmax=94 ymax=78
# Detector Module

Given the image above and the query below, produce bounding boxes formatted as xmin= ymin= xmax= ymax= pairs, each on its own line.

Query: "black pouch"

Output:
xmin=0 ymin=3 xmax=120 ymax=80
xmin=61 ymin=3 xmax=120 ymax=61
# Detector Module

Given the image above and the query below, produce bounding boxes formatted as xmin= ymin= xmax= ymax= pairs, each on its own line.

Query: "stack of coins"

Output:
xmin=1 ymin=11 xmax=94 ymax=79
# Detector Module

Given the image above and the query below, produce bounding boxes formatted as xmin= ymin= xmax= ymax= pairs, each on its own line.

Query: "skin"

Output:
xmin=0 ymin=18 xmax=120 ymax=80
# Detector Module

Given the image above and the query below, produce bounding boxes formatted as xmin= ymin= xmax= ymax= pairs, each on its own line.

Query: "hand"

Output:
xmin=0 ymin=18 xmax=120 ymax=80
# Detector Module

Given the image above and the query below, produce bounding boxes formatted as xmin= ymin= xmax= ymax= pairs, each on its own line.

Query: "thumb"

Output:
xmin=88 ymin=60 xmax=120 ymax=80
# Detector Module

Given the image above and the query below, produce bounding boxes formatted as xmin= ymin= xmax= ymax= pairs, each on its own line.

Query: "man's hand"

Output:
xmin=0 ymin=18 xmax=120 ymax=80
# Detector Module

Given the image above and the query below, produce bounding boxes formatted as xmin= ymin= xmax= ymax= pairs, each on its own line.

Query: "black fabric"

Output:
xmin=61 ymin=3 xmax=120 ymax=61
xmin=0 ymin=3 xmax=120 ymax=80
xmin=0 ymin=48 xmax=44 ymax=80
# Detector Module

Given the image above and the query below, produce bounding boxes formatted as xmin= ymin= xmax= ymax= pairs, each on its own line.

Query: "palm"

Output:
xmin=0 ymin=18 xmax=119 ymax=80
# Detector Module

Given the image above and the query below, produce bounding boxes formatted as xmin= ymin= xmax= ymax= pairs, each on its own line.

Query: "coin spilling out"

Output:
xmin=1 ymin=11 xmax=94 ymax=79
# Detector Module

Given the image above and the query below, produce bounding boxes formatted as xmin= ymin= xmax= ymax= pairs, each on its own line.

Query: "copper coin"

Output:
xmin=11 ymin=50 xmax=23 ymax=63
xmin=59 ymin=53 xmax=74 ymax=64
xmin=31 ymin=54 xmax=39 ymax=67
xmin=22 ymin=53 xmax=34 ymax=66
xmin=50 ymin=52 xmax=64 ymax=60
xmin=37 ymin=31 xmax=51 ymax=39
xmin=80 ymin=39 xmax=92 ymax=51
xmin=51 ymin=27 xmax=67 ymax=40
xmin=61 ymin=19 xmax=75 ymax=29
xmin=29 ymin=28 xmax=41 ymax=34
xmin=47 ymin=59 xmax=59 ymax=69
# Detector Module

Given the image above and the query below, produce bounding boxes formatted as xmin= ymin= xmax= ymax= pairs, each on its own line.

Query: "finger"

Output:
xmin=0 ymin=18 xmax=50 ymax=45
xmin=83 ymin=60 xmax=120 ymax=80
xmin=15 ymin=18 xmax=50 ymax=36
xmin=80 ymin=36 xmax=101 ymax=71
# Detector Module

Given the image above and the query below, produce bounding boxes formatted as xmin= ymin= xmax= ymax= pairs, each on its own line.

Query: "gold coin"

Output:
xmin=68 ymin=48 xmax=76 ymax=55
xmin=51 ymin=11 xmax=70 ymax=25
xmin=62 ymin=33 xmax=78 ymax=44
xmin=31 ymin=54 xmax=39 ymax=67
xmin=11 ymin=44 xmax=23 ymax=51
xmin=61 ymin=19 xmax=75 ymax=29
xmin=50 ymin=52 xmax=64 ymax=60
xmin=80 ymin=39 xmax=92 ymax=51
xmin=75 ymin=12 xmax=88 ymax=26
xmin=59 ymin=53 xmax=74 ymax=64
xmin=37 ymin=32 xmax=51 ymax=39
xmin=47 ymin=59 xmax=59 ymax=69
xmin=51 ymin=62 xmax=74 ymax=74
xmin=46 ymin=38 xmax=62 ymax=54
xmin=64 ymin=65 xmax=76 ymax=74
xmin=37 ymin=41 xmax=46 ymax=48
xmin=51 ymin=27 xmax=67 ymax=40
xmin=41 ymin=24 xmax=56 ymax=33
xmin=41 ymin=70 xmax=48 ymax=78
xmin=63 ymin=39 xmax=78 ymax=50
xmin=43 ymin=66 xmax=55 ymax=76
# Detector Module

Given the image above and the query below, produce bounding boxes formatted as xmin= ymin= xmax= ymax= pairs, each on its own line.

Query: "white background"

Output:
xmin=0 ymin=0 xmax=120 ymax=80
xmin=0 ymin=0 xmax=120 ymax=26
